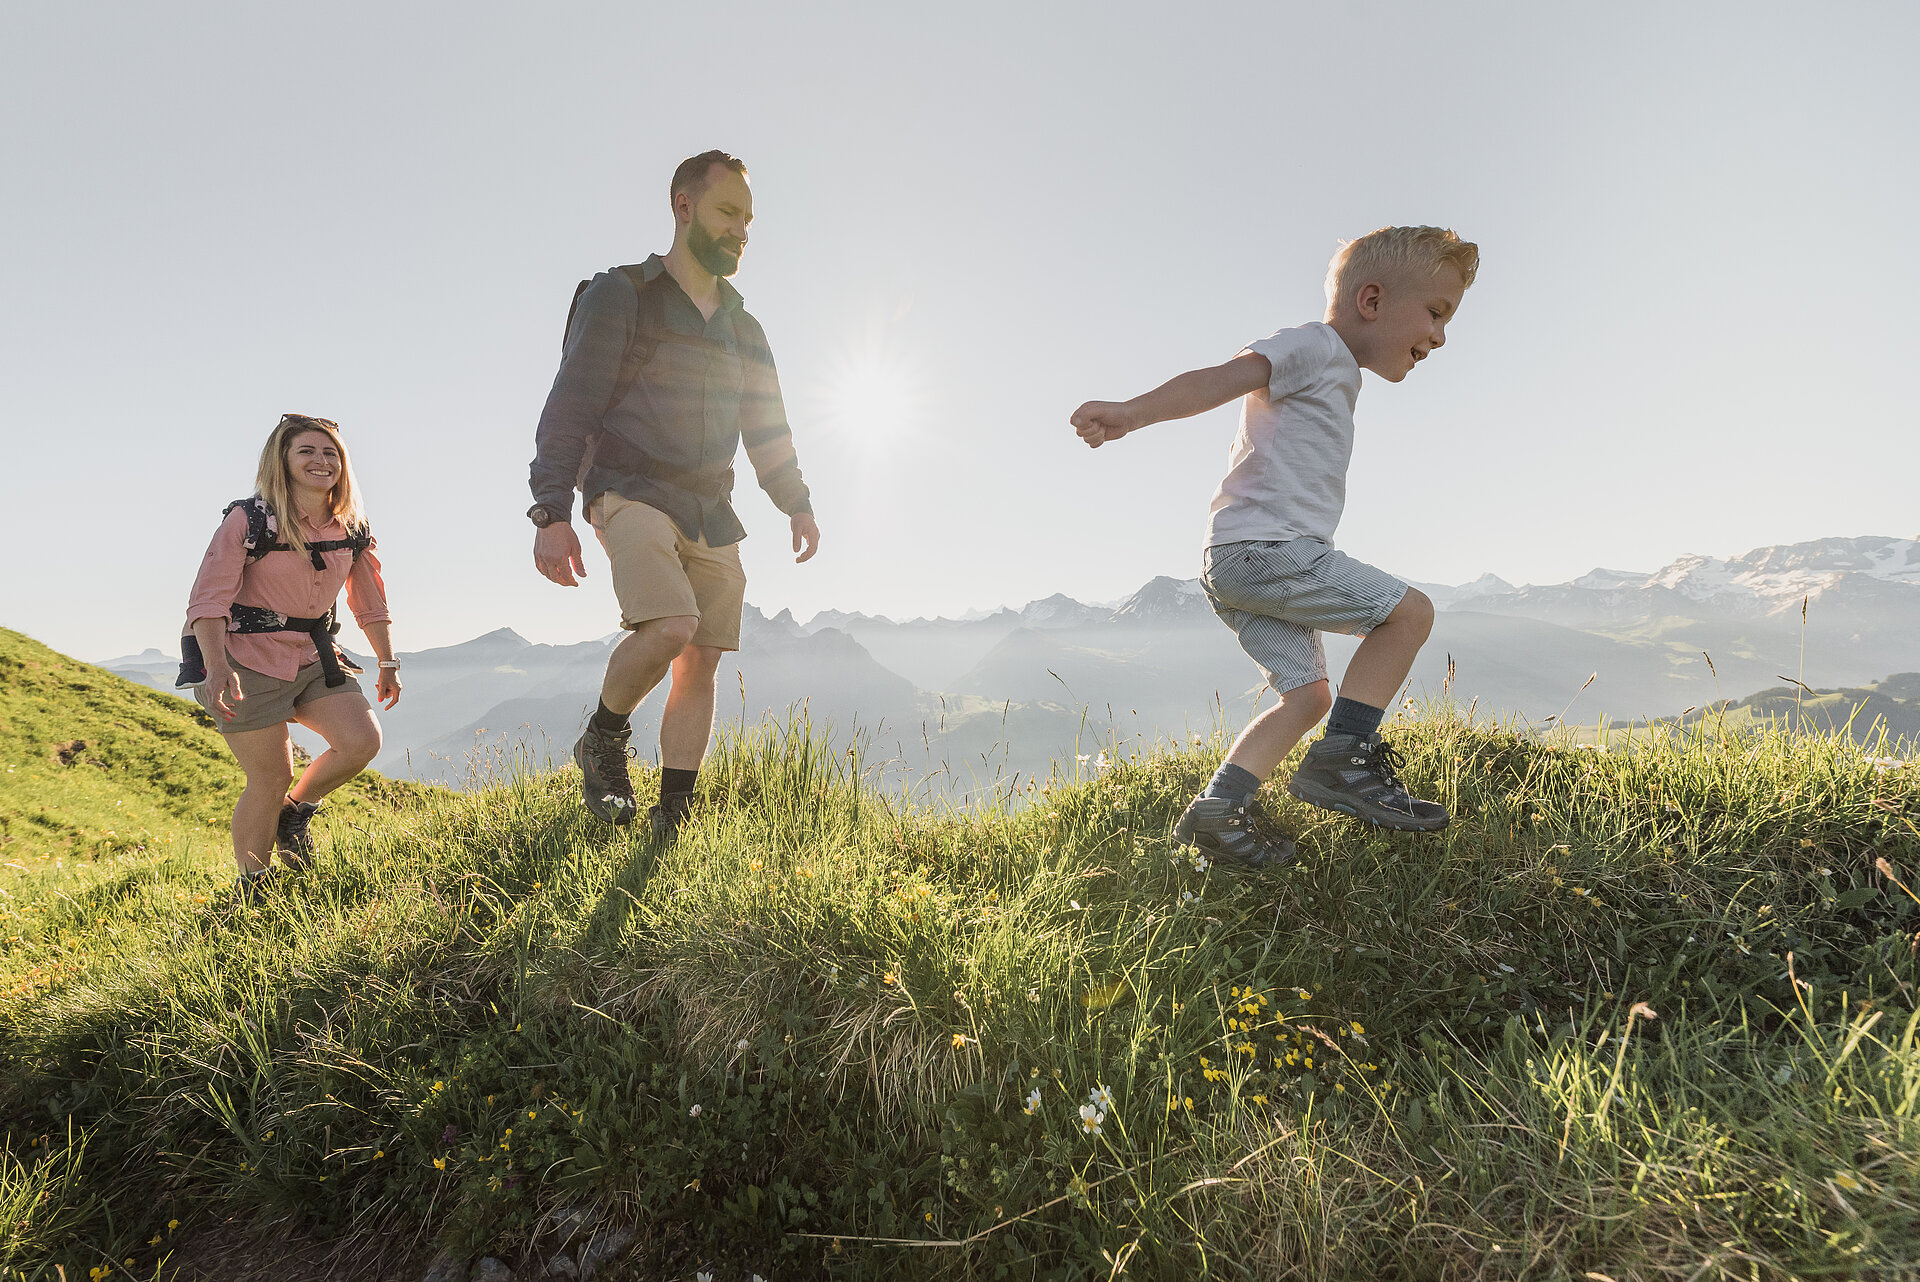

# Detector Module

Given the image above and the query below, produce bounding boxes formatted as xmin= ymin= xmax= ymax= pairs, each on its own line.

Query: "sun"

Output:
xmin=822 ymin=352 xmax=920 ymax=438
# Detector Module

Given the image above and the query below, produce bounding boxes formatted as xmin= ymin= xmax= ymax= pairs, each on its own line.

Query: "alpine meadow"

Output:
xmin=2 ymin=627 xmax=1918 ymax=1280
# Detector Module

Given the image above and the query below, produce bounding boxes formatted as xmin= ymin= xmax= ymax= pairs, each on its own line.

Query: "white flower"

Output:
xmin=1189 ymin=853 xmax=1211 ymax=873
xmin=698 ymin=1273 xmax=713 ymax=1282
xmin=1077 ymin=754 xmax=1090 ymax=765
xmin=1088 ymin=1084 xmax=1114 ymax=1112
xmin=1023 ymin=1088 xmax=1042 ymax=1115
xmin=736 ymin=1039 xmax=750 ymax=1052
xmin=689 ymin=1104 xmax=702 ymax=1117
xmin=1095 ymin=752 xmax=1111 ymax=773
xmin=1078 ymin=1103 xmax=1105 ymax=1135
xmin=1069 ymin=899 xmax=1081 ymax=910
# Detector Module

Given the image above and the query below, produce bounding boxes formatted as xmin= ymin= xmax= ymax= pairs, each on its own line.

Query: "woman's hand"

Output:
xmin=375 ymin=667 xmax=401 ymax=710
xmin=205 ymin=661 xmax=243 ymax=722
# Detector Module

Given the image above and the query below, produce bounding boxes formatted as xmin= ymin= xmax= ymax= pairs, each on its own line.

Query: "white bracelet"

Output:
xmin=378 ymin=660 xmax=401 ymax=670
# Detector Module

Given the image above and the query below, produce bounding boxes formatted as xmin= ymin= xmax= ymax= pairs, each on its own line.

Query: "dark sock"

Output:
xmin=1327 ymin=696 xmax=1384 ymax=740
xmin=1200 ymin=761 xmax=1262 ymax=806
xmin=659 ymin=767 xmax=699 ymax=810
xmin=590 ymin=700 xmax=630 ymax=734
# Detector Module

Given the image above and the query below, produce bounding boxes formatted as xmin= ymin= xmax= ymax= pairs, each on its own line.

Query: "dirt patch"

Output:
xmin=53 ymin=739 xmax=86 ymax=765
xmin=158 ymin=1217 xmax=442 ymax=1281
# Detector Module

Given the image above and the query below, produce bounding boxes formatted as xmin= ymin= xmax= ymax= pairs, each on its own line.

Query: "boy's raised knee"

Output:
xmin=1391 ymin=587 xmax=1435 ymax=636
xmin=1282 ymin=679 xmax=1335 ymax=721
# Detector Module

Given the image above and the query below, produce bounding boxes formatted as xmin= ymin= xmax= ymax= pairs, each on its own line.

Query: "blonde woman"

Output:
xmin=179 ymin=414 xmax=400 ymax=899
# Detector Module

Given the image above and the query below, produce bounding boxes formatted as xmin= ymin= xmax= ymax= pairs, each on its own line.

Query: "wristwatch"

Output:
xmin=527 ymin=503 xmax=565 ymax=528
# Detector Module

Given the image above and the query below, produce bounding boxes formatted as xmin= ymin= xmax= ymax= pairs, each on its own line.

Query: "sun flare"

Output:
xmin=822 ymin=354 xmax=920 ymax=438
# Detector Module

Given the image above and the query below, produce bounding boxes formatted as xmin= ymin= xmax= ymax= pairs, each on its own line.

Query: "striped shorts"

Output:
xmin=1201 ymin=538 xmax=1409 ymax=693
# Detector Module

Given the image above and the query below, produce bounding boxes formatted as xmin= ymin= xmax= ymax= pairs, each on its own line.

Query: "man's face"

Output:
xmin=1364 ymin=266 xmax=1467 ymax=383
xmin=683 ymin=167 xmax=754 ymax=277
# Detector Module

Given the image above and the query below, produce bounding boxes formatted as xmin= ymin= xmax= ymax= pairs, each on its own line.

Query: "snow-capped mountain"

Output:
xmin=1108 ymin=575 xmax=1214 ymax=624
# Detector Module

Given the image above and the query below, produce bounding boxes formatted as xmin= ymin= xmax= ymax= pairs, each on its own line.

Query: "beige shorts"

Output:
xmin=194 ymin=659 xmax=366 ymax=735
xmin=590 ymin=492 xmax=747 ymax=650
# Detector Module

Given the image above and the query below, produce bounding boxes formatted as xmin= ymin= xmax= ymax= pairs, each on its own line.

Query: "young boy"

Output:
xmin=1070 ymin=226 xmax=1478 ymax=867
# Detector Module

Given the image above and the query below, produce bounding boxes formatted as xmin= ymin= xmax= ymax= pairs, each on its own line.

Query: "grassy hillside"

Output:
xmin=1 ymin=668 xmax=1916 ymax=1277
xmin=1666 ymin=673 xmax=1920 ymax=746
xmin=0 ymin=626 xmax=432 ymax=1003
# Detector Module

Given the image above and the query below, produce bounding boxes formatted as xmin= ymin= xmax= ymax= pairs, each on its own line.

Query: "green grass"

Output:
xmin=2 ymin=640 xmax=1917 ymax=1279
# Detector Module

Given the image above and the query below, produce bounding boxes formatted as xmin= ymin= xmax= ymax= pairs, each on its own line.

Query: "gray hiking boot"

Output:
xmin=646 ymin=800 xmax=689 ymax=845
xmin=233 ymin=869 xmax=275 ymax=905
xmin=1286 ymin=733 xmax=1449 ymax=832
xmin=1172 ymin=795 xmax=1296 ymax=868
xmin=573 ymin=723 xmax=639 ymax=826
xmin=276 ymin=798 xmax=321 ymax=869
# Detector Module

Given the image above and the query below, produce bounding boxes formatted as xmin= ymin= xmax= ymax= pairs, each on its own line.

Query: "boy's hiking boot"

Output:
xmin=1172 ymin=796 xmax=1296 ymax=868
xmin=275 ymin=797 xmax=321 ymax=869
xmin=1287 ymin=732 xmax=1449 ymax=832
xmin=574 ymin=723 xmax=639 ymax=825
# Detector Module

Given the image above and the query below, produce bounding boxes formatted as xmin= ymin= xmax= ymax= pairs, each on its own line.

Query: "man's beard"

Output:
xmin=688 ymin=219 xmax=743 ymax=277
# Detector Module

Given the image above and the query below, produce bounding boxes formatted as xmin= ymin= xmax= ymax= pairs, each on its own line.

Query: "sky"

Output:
xmin=4 ymin=1 xmax=1916 ymax=662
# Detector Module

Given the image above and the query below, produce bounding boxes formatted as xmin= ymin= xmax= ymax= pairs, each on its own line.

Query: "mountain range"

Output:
xmin=101 ymin=534 xmax=1920 ymax=795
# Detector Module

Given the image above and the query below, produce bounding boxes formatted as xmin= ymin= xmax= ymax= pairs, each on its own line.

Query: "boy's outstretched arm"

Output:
xmin=1071 ymin=351 xmax=1271 ymax=448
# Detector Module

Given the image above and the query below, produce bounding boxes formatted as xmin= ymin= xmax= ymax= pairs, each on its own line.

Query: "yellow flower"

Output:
xmin=168 ymin=1220 xmax=179 ymax=1231
xmin=1349 ymin=1021 xmax=1365 ymax=1036
xmin=882 ymin=970 xmax=898 ymax=986
xmin=374 ymin=1150 xmax=385 ymax=1159
xmin=951 ymin=1033 xmax=968 ymax=1049
xmin=434 ymin=1157 xmax=447 ymax=1170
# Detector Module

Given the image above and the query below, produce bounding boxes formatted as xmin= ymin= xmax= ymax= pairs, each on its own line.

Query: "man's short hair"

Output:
xmin=1325 ymin=226 xmax=1479 ymax=308
xmin=670 ymin=149 xmax=748 ymax=204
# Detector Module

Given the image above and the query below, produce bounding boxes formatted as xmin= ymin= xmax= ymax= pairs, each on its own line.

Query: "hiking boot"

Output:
xmin=233 ymin=869 xmax=275 ymax=904
xmin=1286 ymin=732 xmax=1450 ymax=832
xmin=574 ymin=723 xmax=638 ymax=825
xmin=646 ymin=800 xmax=689 ymax=845
xmin=1172 ymin=796 xmax=1296 ymax=868
xmin=276 ymin=798 xmax=321 ymax=869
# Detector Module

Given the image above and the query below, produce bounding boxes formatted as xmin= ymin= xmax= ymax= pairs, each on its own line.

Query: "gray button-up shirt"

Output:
xmin=528 ymin=255 xmax=811 ymax=546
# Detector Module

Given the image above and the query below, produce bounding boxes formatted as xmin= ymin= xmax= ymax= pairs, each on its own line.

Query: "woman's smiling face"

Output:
xmin=285 ymin=429 xmax=341 ymax=495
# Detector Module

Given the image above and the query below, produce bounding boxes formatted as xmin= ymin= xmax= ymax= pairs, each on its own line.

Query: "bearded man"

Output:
xmin=526 ymin=149 xmax=821 ymax=839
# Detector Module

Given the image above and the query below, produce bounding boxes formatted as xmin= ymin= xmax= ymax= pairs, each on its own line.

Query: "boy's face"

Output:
xmin=1357 ymin=266 xmax=1467 ymax=382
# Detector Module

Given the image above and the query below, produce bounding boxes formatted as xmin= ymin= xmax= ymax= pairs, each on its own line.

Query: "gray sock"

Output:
xmin=1200 ymin=762 xmax=1262 ymax=806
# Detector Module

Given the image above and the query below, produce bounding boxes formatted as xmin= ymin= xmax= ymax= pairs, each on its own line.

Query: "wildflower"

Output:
xmin=374 ymin=1150 xmax=385 ymax=1159
xmin=737 ymin=1038 xmax=750 ymax=1053
xmin=689 ymin=1104 xmax=702 ymax=1117
xmin=698 ymin=1273 xmax=714 ymax=1282
xmin=168 ymin=1220 xmax=179 ymax=1231
xmin=1296 ymin=988 xmax=1311 ymax=1000
xmin=1349 ymin=1021 xmax=1365 ymax=1036
xmin=1089 ymin=1084 xmax=1115 ymax=1112
xmin=952 ymin=1033 xmax=968 ymax=1049
xmin=528 ymin=1110 xmax=537 ymax=1119
xmin=1027 ymin=987 xmax=1040 ymax=1003
xmin=1078 ymin=1103 xmax=1105 ymax=1135
xmin=433 ymin=1156 xmax=447 ymax=1170
xmin=882 ymin=970 xmax=898 ymax=986
xmin=1023 ymin=1088 xmax=1042 ymax=1115
xmin=1095 ymin=751 xmax=1111 ymax=773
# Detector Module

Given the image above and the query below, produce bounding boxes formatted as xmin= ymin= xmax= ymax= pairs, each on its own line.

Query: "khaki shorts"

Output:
xmin=193 ymin=659 xmax=366 ymax=735
xmin=590 ymin=492 xmax=747 ymax=650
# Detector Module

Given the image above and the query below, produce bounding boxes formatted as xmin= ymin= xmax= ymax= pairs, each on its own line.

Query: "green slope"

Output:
xmin=1 ymin=691 xmax=1916 ymax=1279
xmin=0 ymin=627 xmax=432 ymax=994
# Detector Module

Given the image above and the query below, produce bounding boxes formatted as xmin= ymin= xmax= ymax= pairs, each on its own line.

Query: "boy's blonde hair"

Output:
xmin=1324 ymin=226 xmax=1479 ymax=311
xmin=253 ymin=414 xmax=367 ymax=556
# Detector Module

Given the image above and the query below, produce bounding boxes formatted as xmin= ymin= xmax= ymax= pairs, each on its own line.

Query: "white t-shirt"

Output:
xmin=1204 ymin=321 xmax=1361 ymax=548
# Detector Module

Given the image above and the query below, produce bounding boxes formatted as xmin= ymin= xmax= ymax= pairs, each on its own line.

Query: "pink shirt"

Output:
xmin=185 ymin=505 xmax=391 ymax=681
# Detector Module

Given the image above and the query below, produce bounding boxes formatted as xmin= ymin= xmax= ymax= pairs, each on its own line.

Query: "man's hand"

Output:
xmin=205 ymin=661 xmax=242 ymax=722
xmin=791 ymin=512 xmax=821 ymax=563
xmin=1070 ymin=400 xmax=1144 ymax=448
xmin=534 ymin=521 xmax=587 ymax=587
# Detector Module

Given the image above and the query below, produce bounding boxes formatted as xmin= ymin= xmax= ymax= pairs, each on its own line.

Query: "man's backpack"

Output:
xmin=561 ymin=265 xmax=739 ymax=498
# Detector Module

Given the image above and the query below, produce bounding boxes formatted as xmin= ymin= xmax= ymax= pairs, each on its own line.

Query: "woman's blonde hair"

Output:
xmin=1325 ymin=226 xmax=1479 ymax=312
xmin=253 ymin=414 xmax=366 ymax=556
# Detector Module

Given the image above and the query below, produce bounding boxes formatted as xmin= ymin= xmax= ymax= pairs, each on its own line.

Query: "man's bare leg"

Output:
xmin=601 ymin=615 xmax=699 ymax=713
xmin=576 ymin=615 xmax=697 ymax=825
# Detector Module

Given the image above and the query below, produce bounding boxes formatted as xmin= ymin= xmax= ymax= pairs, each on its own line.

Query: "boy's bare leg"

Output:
xmin=1330 ymin=588 xmax=1434 ymax=708
xmin=1287 ymin=589 xmax=1449 ymax=832
xmin=1223 ymin=679 xmax=1334 ymax=779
